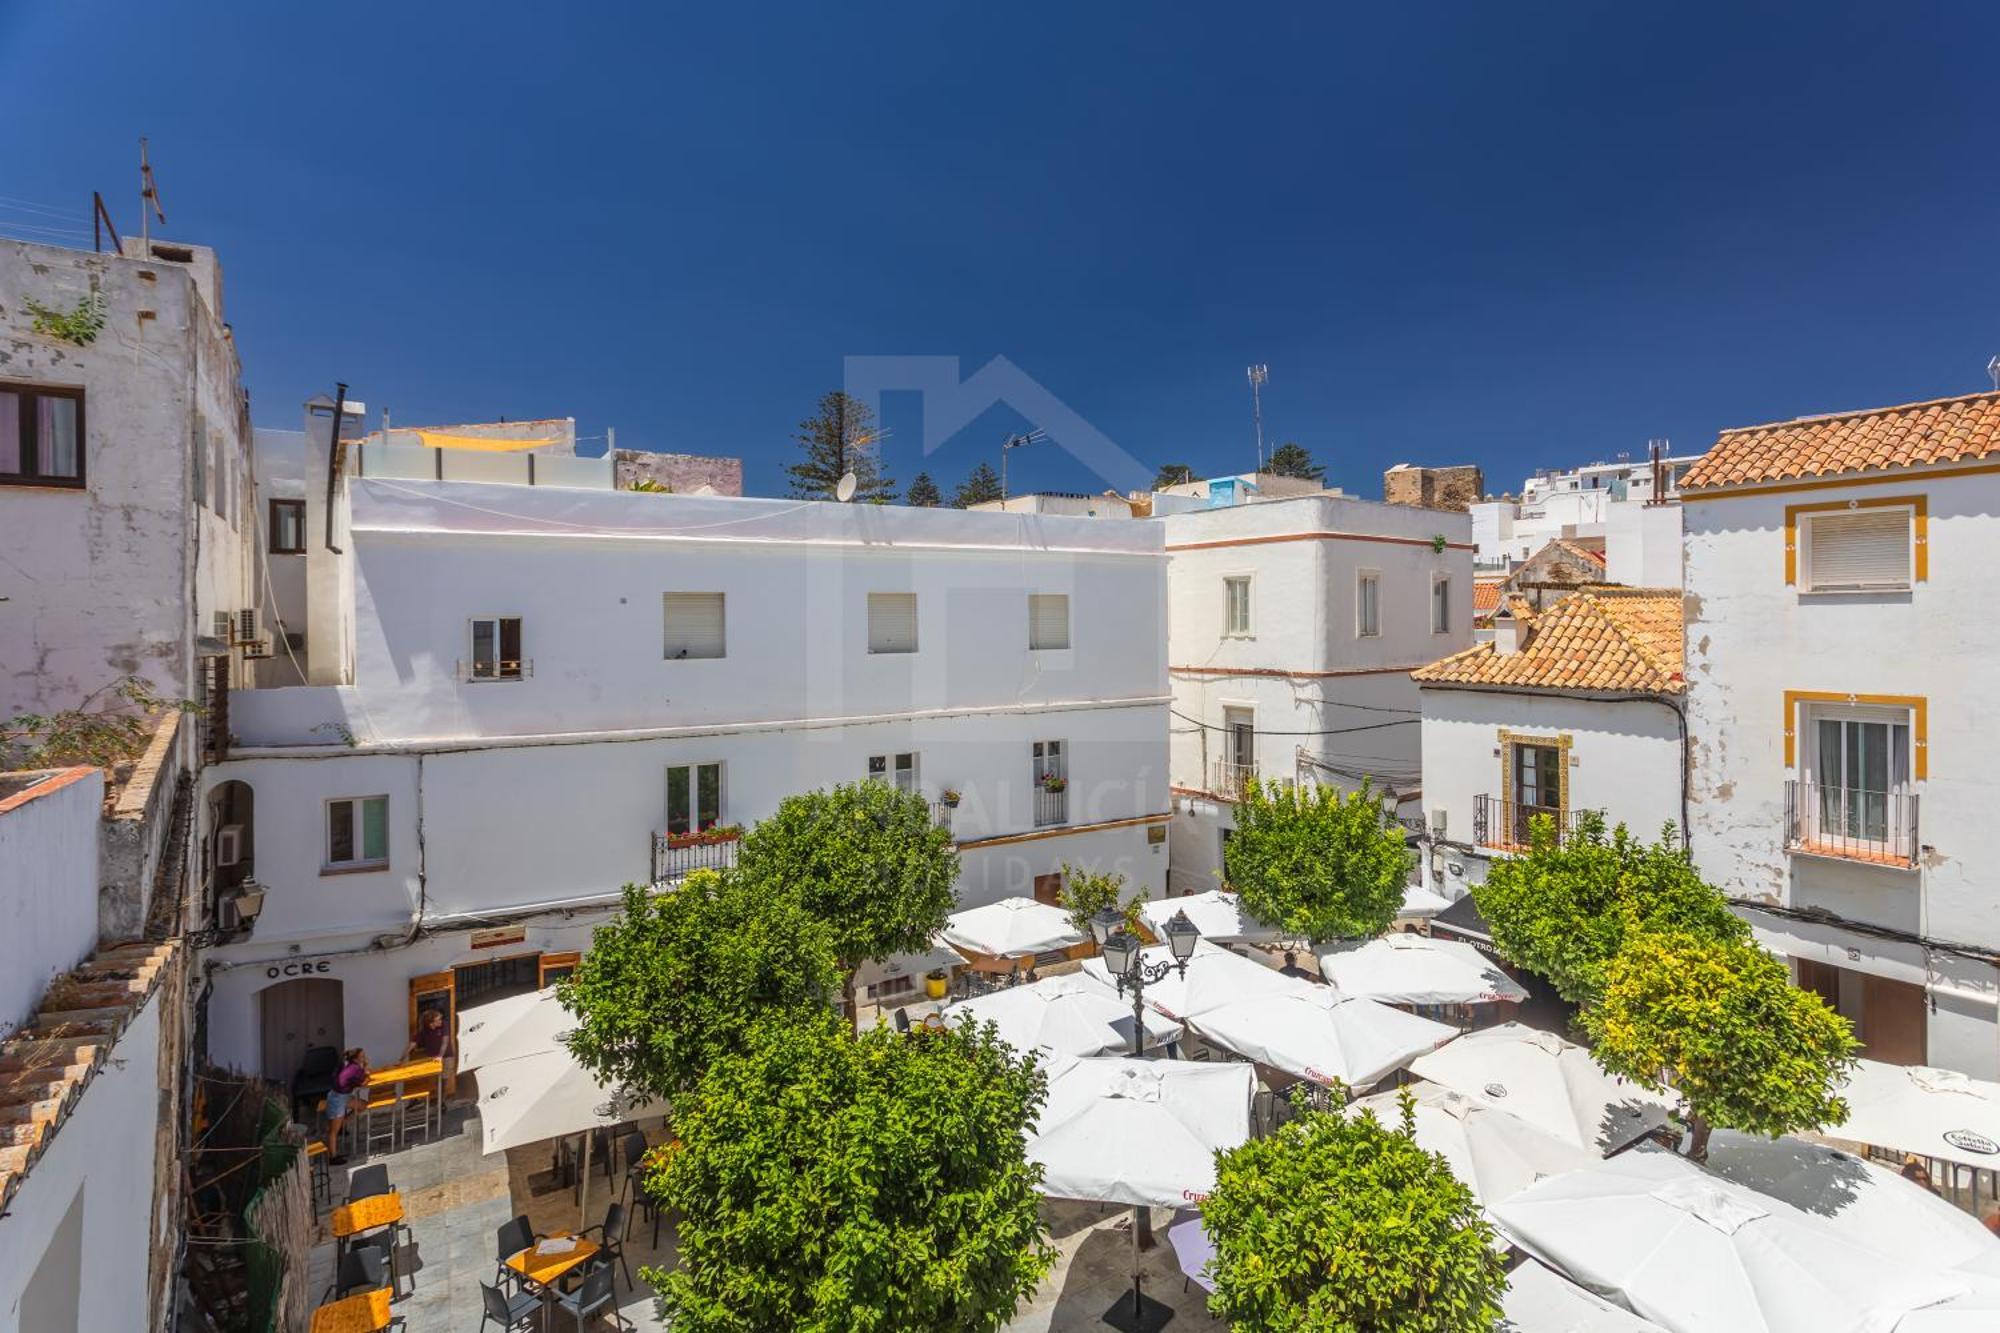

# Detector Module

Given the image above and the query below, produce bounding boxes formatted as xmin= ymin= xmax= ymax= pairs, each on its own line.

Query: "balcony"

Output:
xmin=457 ymin=658 xmax=533 ymax=683
xmin=1785 ymin=780 xmax=1919 ymax=868
xmin=650 ymin=828 xmax=741 ymax=884
xmin=1210 ymin=759 xmax=1258 ymax=797
xmin=1473 ymin=795 xmax=1603 ymax=852
xmin=1035 ymin=783 xmax=1068 ymax=828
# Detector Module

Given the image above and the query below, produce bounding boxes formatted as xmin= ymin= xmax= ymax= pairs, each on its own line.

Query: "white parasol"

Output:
xmin=1409 ymin=1022 xmax=1677 ymax=1154
xmin=940 ymin=896 xmax=1087 ymax=959
xmin=943 ymin=972 xmax=1181 ymax=1059
xmin=1318 ymin=933 xmax=1530 ymax=1007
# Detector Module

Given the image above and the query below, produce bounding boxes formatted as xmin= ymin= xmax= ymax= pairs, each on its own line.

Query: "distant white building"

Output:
xmin=1683 ymin=389 xmax=2000 ymax=1076
xmin=1163 ymin=488 xmax=1472 ymax=897
xmin=968 ymin=491 xmax=1143 ymax=519
xmin=198 ymin=463 xmax=1169 ymax=1082
xmin=1471 ymin=451 xmax=1698 ymax=586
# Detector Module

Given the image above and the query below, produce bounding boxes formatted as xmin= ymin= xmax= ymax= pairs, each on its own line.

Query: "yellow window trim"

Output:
xmin=1782 ymin=690 xmax=1928 ymax=780
xmin=1497 ymin=729 xmax=1571 ymax=819
xmin=1783 ymin=494 xmax=1927 ymax=585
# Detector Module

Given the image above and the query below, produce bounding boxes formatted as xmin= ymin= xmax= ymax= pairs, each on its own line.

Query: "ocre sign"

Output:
xmin=264 ymin=959 xmax=334 ymax=979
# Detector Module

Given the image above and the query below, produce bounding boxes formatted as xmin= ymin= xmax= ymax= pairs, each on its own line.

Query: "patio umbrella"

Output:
xmin=1318 ymin=933 xmax=1530 ymax=1008
xmin=457 ymin=985 xmax=573 ymax=1073
xmin=1705 ymin=1131 xmax=2000 ymax=1280
xmin=1409 ymin=1022 xmax=1677 ymax=1154
xmin=940 ymin=896 xmax=1086 ymax=960
xmin=1352 ymin=1083 xmax=1595 ymax=1215
xmin=1027 ymin=1055 xmax=1255 ymax=1208
xmin=1492 ymin=1149 xmax=1967 ymax=1333
xmin=1081 ymin=937 xmax=1304 ymax=1023
xmin=1189 ymin=987 xmax=1457 ymax=1091
xmin=942 ymin=973 xmax=1181 ymax=1059
xmin=1833 ymin=1060 xmax=2000 ymax=1173
xmin=1501 ymin=1259 xmax=1668 ymax=1332
xmin=1138 ymin=890 xmax=1280 ymax=946
xmin=1399 ymin=882 xmax=1454 ymax=921
xmin=1165 ymin=1208 xmax=1216 ymax=1294
xmin=477 ymin=1042 xmax=664 ymax=1227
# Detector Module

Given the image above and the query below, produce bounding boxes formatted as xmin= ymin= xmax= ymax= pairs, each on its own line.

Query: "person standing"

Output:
xmin=325 ymin=1048 xmax=369 ymax=1165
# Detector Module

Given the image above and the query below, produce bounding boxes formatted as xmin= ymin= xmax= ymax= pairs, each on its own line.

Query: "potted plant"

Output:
xmin=924 ymin=967 xmax=950 ymax=1000
xmin=941 ymin=788 xmax=962 ymax=809
xmin=1041 ymin=775 xmax=1068 ymax=794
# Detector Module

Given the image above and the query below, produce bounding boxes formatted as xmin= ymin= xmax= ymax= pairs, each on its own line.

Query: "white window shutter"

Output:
xmin=1807 ymin=511 xmax=1911 ymax=589
xmin=868 ymin=593 xmax=919 ymax=653
xmin=1029 ymin=594 xmax=1070 ymax=649
xmin=664 ymin=593 xmax=726 ymax=659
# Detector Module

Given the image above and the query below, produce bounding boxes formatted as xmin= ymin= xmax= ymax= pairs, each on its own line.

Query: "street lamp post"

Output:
xmin=1089 ymin=906 xmax=1201 ymax=1331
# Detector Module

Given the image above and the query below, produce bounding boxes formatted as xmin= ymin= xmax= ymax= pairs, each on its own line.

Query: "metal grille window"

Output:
xmin=1357 ymin=571 xmax=1381 ymax=637
xmin=326 ymin=796 xmax=388 ymax=869
xmin=1223 ymin=577 xmax=1252 ymax=636
xmin=868 ymin=752 xmax=920 ymax=793
xmin=1802 ymin=509 xmax=1913 ymax=591
xmin=663 ymin=592 xmax=726 ymax=659
xmin=0 ymin=383 xmax=84 ymax=488
xmin=468 ymin=616 xmax=524 ymax=680
xmin=868 ymin=592 xmax=919 ymax=654
xmin=1432 ymin=575 xmax=1451 ymax=634
xmin=667 ymin=762 xmax=724 ymax=834
xmin=1029 ymin=594 xmax=1070 ymax=650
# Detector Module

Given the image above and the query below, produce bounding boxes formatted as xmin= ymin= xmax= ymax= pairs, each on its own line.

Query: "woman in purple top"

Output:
xmin=325 ymin=1048 xmax=368 ymax=1165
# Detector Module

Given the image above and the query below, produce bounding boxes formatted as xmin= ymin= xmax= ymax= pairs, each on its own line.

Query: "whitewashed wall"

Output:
xmin=0 ymin=769 xmax=103 ymax=1032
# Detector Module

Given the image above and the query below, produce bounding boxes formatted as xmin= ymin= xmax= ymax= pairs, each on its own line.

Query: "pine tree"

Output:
xmin=952 ymin=462 xmax=1003 ymax=508
xmin=1152 ymin=463 xmax=1201 ymax=490
xmin=785 ymin=391 xmax=896 ymax=502
xmin=1266 ymin=442 xmax=1324 ymax=481
xmin=904 ymin=472 xmax=942 ymax=507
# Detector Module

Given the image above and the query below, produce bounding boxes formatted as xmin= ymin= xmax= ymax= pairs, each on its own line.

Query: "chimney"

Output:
xmin=1493 ymin=611 xmax=1527 ymax=656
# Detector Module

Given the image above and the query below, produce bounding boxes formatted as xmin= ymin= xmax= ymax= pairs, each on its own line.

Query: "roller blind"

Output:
xmin=1806 ymin=510 xmax=1911 ymax=590
xmin=664 ymin=592 xmax=726 ymax=659
xmin=868 ymin=592 xmax=919 ymax=653
xmin=1029 ymin=594 xmax=1070 ymax=649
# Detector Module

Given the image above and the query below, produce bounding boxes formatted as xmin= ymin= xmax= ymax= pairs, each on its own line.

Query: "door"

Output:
xmin=408 ymin=970 xmax=456 ymax=1092
xmin=539 ymin=952 xmax=581 ymax=987
xmin=1860 ymin=974 xmax=1928 ymax=1066
xmin=1222 ymin=707 xmax=1254 ymax=789
xmin=1032 ymin=871 xmax=1065 ymax=907
xmin=259 ymin=977 xmax=344 ymax=1084
xmin=1812 ymin=713 xmax=1910 ymax=845
xmin=1510 ymin=743 xmax=1562 ymax=843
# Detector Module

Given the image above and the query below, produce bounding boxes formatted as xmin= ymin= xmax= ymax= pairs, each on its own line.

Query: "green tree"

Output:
xmin=952 ymin=462 xmax=1003 ymax=508
xmin=787 ymin=390 xmax=895 ymax=502
xmin=1585 ymin=929 xmax=1858 ymax=1160
xmin=652 ymin=1012 xmax=1054 ymax=1332
xmin=3 ymin=675 xmax=194 ymax=771
xmin=1223 ymin=779 xmax=1407 ymax=944
xmin=1057 ymin=864 xmax=1144 ymax=937
xmin=736 ymin=781 xmax=959 ymax=973
xmin=1473 ymin=821 xmax=1747 ymax=1005
xmin=1202 ymin=1093 xmax=1507 ymax=1332
xmin=1152 ymin=463 xmax=1200 ymax=490
xmin=558 ymin=874 xmax=840 ymax=1097
xmin=905 ymin=471 xmax=943 ymax=507
xmin=1264 ymin=442 xmax=1323 ymax=481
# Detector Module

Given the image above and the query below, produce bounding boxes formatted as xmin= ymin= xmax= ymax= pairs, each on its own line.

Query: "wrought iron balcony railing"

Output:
xmin=1472 ymin=795 xmax=1602 ymax=851
xmin=651 ymin=829 xmax=740 ymax=884
xmin=1034 ymin=785 xmax=1068 ymax=828
xmin=1210 ymin=759 xmax=1258 ymax=797
xmin=1785 ymin=780 xmax=1918 ymax=867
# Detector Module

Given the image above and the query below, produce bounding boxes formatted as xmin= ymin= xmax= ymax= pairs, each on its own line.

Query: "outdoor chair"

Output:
xmin=494 ymin=1214 xmax=536 ymax=1293
xmin=617 ymin=1131 xmax=648 ymax=1210
xmin=581 ymin=1201 xmax=633 ymax=1291
xmin=345 ymin=1163 xmax=391 ymax=1203
xmin=323 ymin=1243 xmax=387 ymax=1302
xmin=478 ymin=1280 xmax=541 ymax=1332
xmin=552 ymin=1262 xmax=627 ymax=1331
xmin=291 ymin=1044 xmax=338 ymax=1123
xmin=397 ymin=1086 xmax=434 ymax=1147
xmin=304 ymin=1139 xmax=331 ymax=1210
xmin=362 ymin=1087 xmax=399 ymax=1155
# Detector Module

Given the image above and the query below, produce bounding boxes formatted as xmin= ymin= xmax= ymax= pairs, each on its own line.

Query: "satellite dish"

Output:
xmin=835 ymin=472 xmax=858 ymax=502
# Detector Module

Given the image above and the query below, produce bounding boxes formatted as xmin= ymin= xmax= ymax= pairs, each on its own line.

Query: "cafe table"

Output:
xmin=364 ymin=1056 xmax=444 ymax=1145
xmin=330 ymin=1189 xmax=404 ymax=1278
xmin=310 ymin=1286 xmax=391 ymax=1333
xmin=506 ymin=1231 xmax=600 ymax=1294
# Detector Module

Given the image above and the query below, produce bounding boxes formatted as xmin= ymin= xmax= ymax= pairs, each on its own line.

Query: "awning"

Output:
xmin=1431 ymin=892 xmax=1493 ymax=945
xmin=414 ymin=430 xmax=558 ymax=452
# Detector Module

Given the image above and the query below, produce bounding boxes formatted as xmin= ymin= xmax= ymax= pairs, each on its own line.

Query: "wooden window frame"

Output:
xmin=269 ymin=498 xmax=306 ymax=554
xmin=1431 ymin=573 xmax=1452 ymax=635
xmin=1356 ymin=569 xmax=1381 ymax=638
xmin=1785 ymin=495 xmax=1926 ymax=589
xmin=1222 ymin=575 xmax=1253 ymax=638
xmin=323 ymin=794 xmax=390 ymax=873
xmin=0 ymin=382 xmax=86 ymax=490
xmin=467 ymin=615 xmax=526 ymax=681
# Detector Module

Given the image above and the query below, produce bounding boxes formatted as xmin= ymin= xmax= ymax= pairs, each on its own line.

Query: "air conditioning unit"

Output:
xmin=233 ymin=609 xmax=261 ymax=645
xmin=241 ymin=634 xmax=274 ymax=660
xmin=216 ymin=824 xmax=245 ymax=867
xmin=212 ymin=611 xmax=233 ymax=640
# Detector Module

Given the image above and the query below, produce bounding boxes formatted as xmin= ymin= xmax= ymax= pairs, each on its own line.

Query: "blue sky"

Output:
xmin=4 ymin=3 xmax=1997 ymax=499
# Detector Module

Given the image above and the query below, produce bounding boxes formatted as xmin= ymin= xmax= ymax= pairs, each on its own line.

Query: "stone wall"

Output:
xmin=613 ymin=449 xmax=743 ymax=496
xmin=1383 ymin=464 xmax=1484 ymax=512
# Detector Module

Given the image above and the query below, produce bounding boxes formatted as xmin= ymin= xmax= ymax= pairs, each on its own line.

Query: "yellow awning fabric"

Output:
xmin=414 ymin=430 xmax=558 ymax=453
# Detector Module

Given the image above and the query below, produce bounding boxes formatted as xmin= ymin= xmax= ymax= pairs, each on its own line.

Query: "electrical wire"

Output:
xmin=1169 ymin=706 xmax=1415 ymax=738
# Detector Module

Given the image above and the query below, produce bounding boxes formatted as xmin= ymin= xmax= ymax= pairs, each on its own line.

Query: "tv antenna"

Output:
xmin=834 ymin=426 xmax=890 ymax=502
xmin=1000 ymin=429 xmax=1046 ymax=501
xmin=1247 ymin=365 xmax=1269 ymax=472
xmin=139 ymin=137 xmax=166 ymax=250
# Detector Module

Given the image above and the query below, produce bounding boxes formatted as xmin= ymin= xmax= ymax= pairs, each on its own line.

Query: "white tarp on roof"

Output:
xmin=1190 ymin=987 xmax=1458 ymax=1090
xmin=1080 ymin=937 xmax=1303 ymax=1023
xmin=1027 ymin=1055 xmax=1255 ymax=1208
xmin=943 ymin=973 xmax=1181 ymax=1059
xmin=1409 ymin=1022 xmax=1677 ymax=1154
xmin=1492 ymin=1150 xmax=1966 ymax=1333
xmin=941 ymin=897 xmax=1087 ymax=960
xmin=1139 ymin=890 xmax=1280 ymax=945
xmin=1318 ymin=934 xmax=1530 ymax=1007
xmin=1352 ymin=1084 xmax=1595 ymax=1216
xmin=1833 ymin=1060 xmax=2000 ymax=1173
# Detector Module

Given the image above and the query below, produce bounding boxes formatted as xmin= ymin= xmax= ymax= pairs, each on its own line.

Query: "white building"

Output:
xmin=1683 ymin=389 xmax=2000 ymax=1075
xmin=198 ymin=468 xmax=1169 ymax=1081
xmin=1414 ymin=588 xmax=1687 ymax=904
xmin=1471 ymin=451 xmax=1697 ymax=586
xmin=1163 ymin=490 xmax=1473 ymax=896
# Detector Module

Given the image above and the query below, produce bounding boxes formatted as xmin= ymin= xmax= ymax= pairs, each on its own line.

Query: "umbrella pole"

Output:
xmin=1131 ymin=1205 xmax=1144 ymax=1318
xmin=580 ymin=1129 xmax=592 ymax=1230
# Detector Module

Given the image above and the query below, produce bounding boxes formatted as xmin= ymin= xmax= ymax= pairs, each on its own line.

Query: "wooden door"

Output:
xmin=539 ymin=952 xmax=581 ymax=987
xmin=1032 ymin=871 xmax=1064 ymax=906
xmin=1861 ymin=973 xmax=1927 ymax=1066
xmin=259 ymin=977 xmax=343 ymax=1084
xmin=409 ymin=971 xmax=457 ymax=1093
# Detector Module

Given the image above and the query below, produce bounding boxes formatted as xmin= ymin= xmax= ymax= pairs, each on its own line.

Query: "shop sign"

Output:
xmin=471 ymin=926 xmax=528 ymax=951
xmin=1944 ymin=1129 xmax=1999 ymax=1156
xmin=264 ymin=959 xmax=335 ymax=979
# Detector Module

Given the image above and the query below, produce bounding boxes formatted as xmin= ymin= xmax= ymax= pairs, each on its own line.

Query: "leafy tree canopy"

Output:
xmin=952 ymin=462 xmax=1003 ymax=508
xmin=1472 ymin=820 xmax=1747 ymax=1005
xmin=558 ymin=874 xmax=840 ymax=1098
xmin=1057 ymin=864 xmax=1144 ymax=937
xmin=736 ymin=781 xmax=959 ymax=968
xmin=1203 ymin=1093 xmax=1507 ymax=1332
xmin=904 ymin=471 xmax=943 ymax=507
xmin=1152 ymin=463 xmax=1201 ymax=490
xmin=652 ymin=1013 xmax=1054 ymax=1332
xmin=1586 ymin=929 xmax=1858 ymax=1159
xmin=1264 ymin=442 xmax=1323 ymax=481
xmin=1224 ymin=779 xmax=1407 ymax=944
xmin=787 ymin=390 xmax=895 ymax=502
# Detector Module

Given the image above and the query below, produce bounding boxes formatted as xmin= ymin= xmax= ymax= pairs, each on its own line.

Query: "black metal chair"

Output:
xmin=494 ymin=1214 xmax=535 ymax=1293
xmin=478 ymin=1279 xmax=542 ymax=1332
xmin=322 ymin=1244 xmax=387 ymax=1302
xmin=581 ymin=1201 xmax=633 ymax=1291
xmin=552 ymin=1261 xmax=626 ymax=1331
xmin=345 ymin=1163 xmax=391 ymax=1203
xmin=894 ymin=1008 xmax=911 ymax=1034
xmin=291 ymin=1044 xmax=339 ymax=1123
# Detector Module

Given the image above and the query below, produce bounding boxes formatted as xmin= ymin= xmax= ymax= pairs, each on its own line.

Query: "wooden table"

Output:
xmin=505 ymin=1232 xmax=600 ymax=1290
xmin=365 ymin=1057 xmax=444 ymax=1145
xmin=310 ymin=1287 xmax=391 ymax=1333
xmin=331 ymin=1191 xmax=403 ymax=1242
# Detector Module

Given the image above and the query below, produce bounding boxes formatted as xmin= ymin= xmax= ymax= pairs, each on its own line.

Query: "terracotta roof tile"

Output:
xmin=1472 ymin=579 xmax=1505 ymax=614
xmin=1550 ymin=536 xmax=1606 ymax=566
xmin=1412 ymin=588 xmax=1684 ymax=694
xmin=1682 ymin=390 xmax=2000 ymax=491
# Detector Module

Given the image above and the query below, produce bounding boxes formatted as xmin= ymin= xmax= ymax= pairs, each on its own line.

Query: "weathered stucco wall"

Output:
xmin=613 ymin=448 xmax=743 ymax=496
xmin=0 ymin=768 xmax=103 ymax=1033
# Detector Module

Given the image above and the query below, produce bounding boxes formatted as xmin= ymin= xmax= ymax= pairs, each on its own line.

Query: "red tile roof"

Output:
xmin=1413 ymin=588 xmax=1683 ymax=694
xmin=1681 ymin=390 xmax=2000 ymax=491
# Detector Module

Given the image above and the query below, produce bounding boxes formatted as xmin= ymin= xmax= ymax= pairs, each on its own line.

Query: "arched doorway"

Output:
xmin=258 ymin=976 xmax=343 ymax=1085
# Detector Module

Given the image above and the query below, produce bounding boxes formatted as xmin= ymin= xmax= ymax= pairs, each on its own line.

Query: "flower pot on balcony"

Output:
xmin=941 ymin=790 xmax=962 ymax=809
xmin=925 ymin=968 xmax=949 ymax=1000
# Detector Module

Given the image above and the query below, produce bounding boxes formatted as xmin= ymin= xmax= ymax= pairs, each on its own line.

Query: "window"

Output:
xmin=1357 ymin=571 xmax=1381 ymax=637
xmin=326 ymin=796 xmax=388 ymax=870
xmin=663 ymin=592 xmax=726 ymax=660
xmin=1801 ymin=508 xmax=1913 ymax=592
xmin=666 ymin=762 xmax=723 ymax=834
xmin=468 ymin=616 xmax=524 ymax=680
xmin=868 ymin=752 xmax=919 ymax=793
xmin=270 ymin=499 xmax=306 ymax=554
xmin=1032 ymin=739 xmax=1066 ymax=785
xmin=0 ymin=383 xmax=84 ymax=488
xmin=1223 ymin=576 xmax=1252 ymax=636
xmin=1806 ymin=708 xmax=1911 ymax=845
xmin=1431 ymin=575 xmax=1451 ymax=634
xmin=1029 ymin=594 xmax=1070 ymax=650
xmin=868 ymin=592 xmax=919 ymax=654
xmin=1033 ymin=741 xmax=1066 ymax=826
